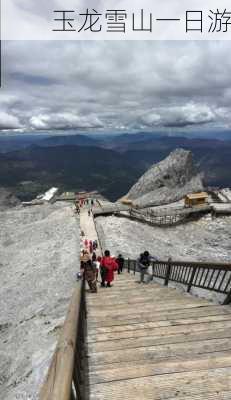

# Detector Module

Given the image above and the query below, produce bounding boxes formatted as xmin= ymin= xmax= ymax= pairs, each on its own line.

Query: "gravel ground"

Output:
xmin=95 ymin=214 xmax=231 ymax=262
xmin=95 ymin=214 xmax=231 ymax=303
xmin=0 ymin=202 xmax=79 ymax=400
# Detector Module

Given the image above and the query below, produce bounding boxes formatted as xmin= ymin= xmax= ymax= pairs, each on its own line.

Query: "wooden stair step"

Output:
xmin=87 ymin=319 xmax=231 ymax=343
xmin=87 ymin=305 xmax=230 ymax=328
xmin=88 ymin=301 xmax=212 ymax=319
xmin=88 ymin=367 xmax=231 ymax=399
xmin=88 ymin=337 xmax=231 ymax=365
xmin=88 ymin=351 xmax=231 ymax=384
xmin=88 ymin=327 xmax=231 ymax=353
xmin=87 ymin=312 xmax=231 ymax=335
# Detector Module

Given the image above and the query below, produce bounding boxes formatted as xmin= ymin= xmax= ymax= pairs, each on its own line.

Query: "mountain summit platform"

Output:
xmin=86 ymin=273 xmax=231 ymax=400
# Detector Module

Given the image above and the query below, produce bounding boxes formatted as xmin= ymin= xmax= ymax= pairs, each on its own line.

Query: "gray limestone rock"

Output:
xmin=126 ymin=149 xmax=204 ymax=207
xmin=0 ymin=202 xmax=79 ymax=400
xmin=95 ymin=213 xmax=231 ymax=303
xmin=0 ymin=188 xmax=20 ymax=211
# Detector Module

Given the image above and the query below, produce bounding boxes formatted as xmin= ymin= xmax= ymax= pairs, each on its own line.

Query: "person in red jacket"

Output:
xmin=100 ymin=250 xmax=118 ymax=287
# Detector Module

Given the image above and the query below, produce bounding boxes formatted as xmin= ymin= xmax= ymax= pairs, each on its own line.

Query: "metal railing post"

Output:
xmin=187 ymin=267 xmax=196 ymax=292
xmin=133 ymin=260 xmax=136 ymax=275
xmin=164 ymin=258 xmax=172 ymax=286
xmin=151 ymin=261 xmax=155 ymax=281
xmin=223 ymin=289 xmax=231 ymax=305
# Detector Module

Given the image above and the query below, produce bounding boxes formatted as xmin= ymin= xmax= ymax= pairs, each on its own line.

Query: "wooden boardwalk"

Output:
xmin=80 ymin=208 xmax=102 ymax=257
xmin=93 ymin=204 xmax=212 ymax=227
xmin=86 ymin=273 xmax=231 ymax=399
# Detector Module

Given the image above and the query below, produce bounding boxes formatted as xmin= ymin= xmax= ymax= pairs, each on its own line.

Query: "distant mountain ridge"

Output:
xmin=41 ymin=134 xmax=101 ymax=147
xmin=0 ymin=144 xmax=141 ymax=201
xmin=0 ymin=134 xmax=231 ymax=201
xmin=0 ymin=134 xmax=101 ymax=153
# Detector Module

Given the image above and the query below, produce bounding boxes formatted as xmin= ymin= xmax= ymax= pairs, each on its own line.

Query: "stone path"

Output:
xmin=85 ymin=272 xmax=231 ymax=399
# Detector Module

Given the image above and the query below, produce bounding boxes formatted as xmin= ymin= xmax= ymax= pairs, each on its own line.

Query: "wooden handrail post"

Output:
xmin=39 ymin=282 xmax=82 ymax=400
xmin=164 ymin=258 xmax=172 ymax=286
xmin=187 ymin=267 xmax=196 ymax=292
xmin=223 ymin=289 xmax=231 ymax=305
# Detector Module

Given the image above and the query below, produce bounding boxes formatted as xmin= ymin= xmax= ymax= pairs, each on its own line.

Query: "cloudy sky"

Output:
xmin=1 ymin=40 xmax=231 ymax=134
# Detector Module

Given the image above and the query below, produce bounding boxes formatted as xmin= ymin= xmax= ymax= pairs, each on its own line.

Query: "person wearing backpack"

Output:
xmin=81 ymin=251 xmax=97 ymax=293
xmin=116 ymin=254 xmax=125 ymax=274
xmin=100 ymin=250 xmax=118 ymax=287
xmin=137 ymin=251 xmax=157 ymax=284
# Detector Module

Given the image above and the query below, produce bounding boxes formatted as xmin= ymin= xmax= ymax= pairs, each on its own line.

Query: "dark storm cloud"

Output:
xmin=1 ymin=41 xmax=231 ymax=133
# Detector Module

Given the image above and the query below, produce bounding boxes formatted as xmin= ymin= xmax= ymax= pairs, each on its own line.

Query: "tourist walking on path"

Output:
xmin=93 ymin=240 xmax=98 ymax=251
xmin=96 ymin=256 xmax=101 ymax=281
xmin=137 ymin=251 xmax=158 ymax=283
xmin=116 ymin=254 xmax=124 ymax=274
xmin=74 ymin=200 xmax=80 ymax=214
xmin=92 ymin=254 xmax=101 ymax=281
xmin=89 ymin=240 xmax=93 ymax=254
xmin=101 ymin=250 xmax=118 ymax=287
xmin=81 ymin=252 xmax=97 ymax=293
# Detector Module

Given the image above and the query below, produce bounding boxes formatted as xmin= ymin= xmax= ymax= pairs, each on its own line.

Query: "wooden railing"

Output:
xmin=93 ymin=204 xmax=212 ymax=226
xmin=129 ymin=208 xmax=185 ymax=226
xmin=39 ymin=255 xmax=231 ymax=399
xmin=129 ymin=205 xmax=212 ymax=226
xmin=39 ymin=277 xmax=87 ymax=400
xmin=125 ymin=258 xmax=231 ymax=305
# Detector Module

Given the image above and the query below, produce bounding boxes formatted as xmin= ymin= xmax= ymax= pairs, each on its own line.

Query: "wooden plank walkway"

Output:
xmin=80 ymin=207 xmax=102 ymax=256
xmin=85 ymin=273 xmax=231 ymax=399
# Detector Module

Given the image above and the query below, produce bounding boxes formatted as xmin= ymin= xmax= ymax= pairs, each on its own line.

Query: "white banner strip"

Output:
xmin=2 ymin=0 xmax=231 ymax=40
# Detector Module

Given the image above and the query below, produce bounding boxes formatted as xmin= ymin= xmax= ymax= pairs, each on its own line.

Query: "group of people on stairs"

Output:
xmin=75 ymin=197 xmax=95 ymax=214
xmin=80 ymin=246 xmax=158 ymax=292
xmin=80 ymin=249 xmax=125 ymax=293
xmin=84 ymin=238 xmax=98 ymax=254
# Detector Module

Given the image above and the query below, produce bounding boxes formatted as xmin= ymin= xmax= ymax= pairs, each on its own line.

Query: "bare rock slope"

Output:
xmin=0 ymin=188 xmax=20 ymax=211
xmin=0 ymin=202 xmax=79 ymax=400
xmin=126 ymin=148 xmax=204 ymax=207
xmin=95 ymin=213 xmax=231 ymax=303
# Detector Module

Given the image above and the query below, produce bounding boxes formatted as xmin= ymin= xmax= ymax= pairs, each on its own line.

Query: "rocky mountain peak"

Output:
xmin=126 ymin=148 xmax=204 ymax=207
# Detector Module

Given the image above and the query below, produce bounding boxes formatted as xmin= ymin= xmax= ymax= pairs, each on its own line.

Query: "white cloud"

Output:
xmin=30 ymin=113 xmax=103 ymax=130
xmin=141 ymin=104 xmax=215 ymax=128
xmin=0 ymin=111 xmax=22 ymax=130
xmin=1 ymin=40 xmax=231 ymax=134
